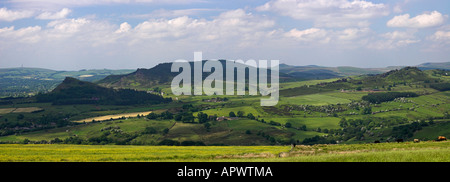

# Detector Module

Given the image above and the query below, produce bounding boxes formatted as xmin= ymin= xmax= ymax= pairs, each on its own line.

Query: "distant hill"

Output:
xmin=279 ymin=61 xmax=450 ymax=78
xmin=2 ymin=61 xmax=448 ymax=97
xmin=416 ymin=62 xmax=450 ymax=70
xmin=97 ymin=63 xmax=178 ymax=89
xmin=0 ymin=67 xmax=134 ymax=97
xmin=97 ymin=61 xmax=450 ymax=91
xmin=280 ymin=66 xmax=441 ymax=97
xmin=36 ymin=77 xmax=171 ymax=105
xmin=279 ymin=64 xmax=391 ymax=79
xmin=98 ymin=60 xmax=292 ymax=89
xmin=0 ymin=67 xmax=134 ymax=82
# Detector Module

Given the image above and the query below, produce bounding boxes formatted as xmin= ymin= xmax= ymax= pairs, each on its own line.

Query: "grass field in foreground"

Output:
xmin=0 ymin=141 xmax=448 ymax=162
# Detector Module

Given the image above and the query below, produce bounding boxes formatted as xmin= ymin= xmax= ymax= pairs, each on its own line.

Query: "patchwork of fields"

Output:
xmin=0 ymin=68 xmax=449 ymax=162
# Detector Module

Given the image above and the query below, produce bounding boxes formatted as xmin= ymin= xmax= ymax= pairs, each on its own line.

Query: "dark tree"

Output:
xmin=237 ymin=111 xmax=245 ymax=117
xmin=197 ymin=112 xmax=208 ymax=123
xmin=229 ymin=111 xmax=236 ymax=117
xmin=285 ymin=122 xmax=292 ymax=128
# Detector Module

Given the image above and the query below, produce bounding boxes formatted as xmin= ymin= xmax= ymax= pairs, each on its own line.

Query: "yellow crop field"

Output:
xmin=72 ymin=111 xmax=153 ymax=123
xmin=0 ymin=144 xmax=289 ymax=162
xmin=0 ymin=107 xmax=43 ymax=114
xmin=0 ymin=141 xmax=448 ymax=162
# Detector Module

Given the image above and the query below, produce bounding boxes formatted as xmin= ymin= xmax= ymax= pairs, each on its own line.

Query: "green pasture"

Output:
xmin=280 ymin=93 xmax=352 ymax=106
xmin=279 ymin=78 xmax=340 ymax=90
xmin=262 ymin=117 xmax=341 ymax=130
xmin=0 ymin=118 xmax=174 ymax=142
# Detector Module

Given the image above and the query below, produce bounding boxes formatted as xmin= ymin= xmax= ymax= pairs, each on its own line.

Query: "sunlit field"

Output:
xmin=1 ymin=141 xmax=448 ymax=162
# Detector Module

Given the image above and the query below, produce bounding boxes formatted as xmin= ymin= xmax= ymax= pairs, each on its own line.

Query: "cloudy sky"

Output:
xmin=0 ymin=0 xmax=449 ymax=70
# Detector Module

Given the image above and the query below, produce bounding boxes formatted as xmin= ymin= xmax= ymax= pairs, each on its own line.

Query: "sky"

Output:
xmin=0 ymin=0 xmax=449 ymax=70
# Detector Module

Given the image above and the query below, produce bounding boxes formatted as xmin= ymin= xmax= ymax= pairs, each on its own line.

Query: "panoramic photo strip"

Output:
xmin=0 ymin=0 xmax=449 ymax=179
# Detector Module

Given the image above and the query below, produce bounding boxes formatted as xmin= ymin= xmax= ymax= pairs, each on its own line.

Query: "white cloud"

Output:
xmin=367 ymin=31 xmax=419 ymax=49
xmin=42 ymin=18 xmax=121 ymax=46
xmin=387 ymin=11 xmax=446 ymax=28
xmin=129 ymin=9 xmax=275 ymax=45
xmin=427 ymin=31 xmax=450 ymax=45
xmin=0 ymin=26 xmax=42 ymax=43
xmin=36 ymin=8 xmax=71 ymax=20
xmin=124 ymin=8 xmax=221 ymax=19
xmin=430 ymin=31 xmax=450 ymax=40
xmin=284 ymin=28 xmax=329 ymax=43
xmin=257 ymin=0 xmax=389 ymax=27
xmin=284 ymin=27 xmax=371 ymax=48
xmin=115 ymin=22 xmax=132 ymax=33
xmin=47 ymin=18 xmax=90 ymax=35
xmin=337 ymin=28 xmax=370 ymax=41
xmin=381 ymin=31 xmax=415 ymax=40
xmin=393 ymin=0 xmax=410 ymax=14
xmin=0 ymin=7 xmax=34 ymax=21
xmin=0 ymin=9 xmax=277 ymax=49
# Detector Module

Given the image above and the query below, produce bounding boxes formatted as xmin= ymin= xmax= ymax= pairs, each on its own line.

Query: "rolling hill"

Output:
xmin=280 ymin=66 xmax=444 ymax=97
xmin=36 ymin=77 xmax=172 ymax=105
xmin=97 ymin=60 xmax=292 ymax=90
xmin=416 ymin=62 xmax=450 ymax=70
xmin=97 ymin=61 xmax=450 ymax=91
xmin=2 ymin=62 xmax=448 ymax=97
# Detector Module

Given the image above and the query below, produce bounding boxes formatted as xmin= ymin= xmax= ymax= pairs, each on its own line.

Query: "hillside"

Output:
xmin=417 ymin=62 xmax=450 ymax=70
xmin=279 ymin=64 xmax=387 ymax=79
xmin=97 ymin=60 xmax=292 ymax=90
xmin=97 ymin=60 xmax=396 ymax=90
xmin=2 ymin=62 xmax=447 ymax=97
xmin=36 ymin=77 xmax=172 ymax=105
xmin=98 ymin=61 xmax=450 ymax=91
xmin=280 ymin=66 xmax=442 ymax=97
xmin=97 ymin=63 xmax=178 ymax=89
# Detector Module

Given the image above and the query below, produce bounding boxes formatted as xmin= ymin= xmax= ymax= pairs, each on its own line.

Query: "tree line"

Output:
xmin=362 ymin=92 xmax=418 ymax=104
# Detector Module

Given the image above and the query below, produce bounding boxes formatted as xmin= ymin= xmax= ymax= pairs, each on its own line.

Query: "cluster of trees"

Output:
xmin=296 ymin=117 xmax=412 ymax=144
xmin=146 ymin=109 xmax=213 ymax=124
xmin=147 ymin=111 xmax=174 ymax=120
xmin=141 ymin=126 xmax=169 ymax=135
xmin=391 ymin=121 xmax=433 ymax=139
xmin=311 ymin=116 xmax=437 ymax=143
xmin=181 ymin=104 xmax=200 ymax=112
xmin=24 ymin=125 xmax=172 ymax=145
xmin=256 ymin=131 xmax=277 ymax=144
xmin=284 ymin=104 xmax=349 ymax=116
xmin=37 ymin=88 xmax=172 ymax=105
xmin=157 ymin=139 xmax=206 ymax=146
xmin=429 ymin=83 xmax=450 ymax=91
xmin=228 ymin=111 xmax=256 ymax=120
xmin=0 ymin=113 xmax=72 ymax=136
xmin=301 ymin=136 xmax=337 ymax=145
xmin=362 ymin=92 xmax=418 ymax=104
xmin=256 ymin=131 xmax=296 ymax=145
xmin=174 ymin=112 xmax=195 ymax=123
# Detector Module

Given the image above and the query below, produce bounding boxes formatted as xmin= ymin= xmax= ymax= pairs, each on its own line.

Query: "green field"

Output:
xmin=0 ymin=141 xmax=448 ymax=162
xmin=280 ymin=93 xmax=352 ymax=106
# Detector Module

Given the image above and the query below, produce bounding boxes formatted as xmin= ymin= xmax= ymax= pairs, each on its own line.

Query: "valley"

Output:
xmin=0 ymin=62 xmax=449 ymax=149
